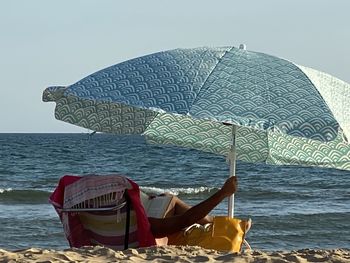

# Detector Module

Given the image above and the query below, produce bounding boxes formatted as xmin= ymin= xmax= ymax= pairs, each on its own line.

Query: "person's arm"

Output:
xmin=149 ymin=176 xmax=237 ymax=238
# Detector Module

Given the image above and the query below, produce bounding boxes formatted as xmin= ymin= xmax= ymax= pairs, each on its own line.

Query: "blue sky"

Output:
xmin=1 ymin=0 xmax=349 ymax=132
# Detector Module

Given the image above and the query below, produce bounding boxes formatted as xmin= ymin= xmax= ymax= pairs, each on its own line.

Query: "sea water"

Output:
xmin=0 ymin=133 xmax=349 ymax=251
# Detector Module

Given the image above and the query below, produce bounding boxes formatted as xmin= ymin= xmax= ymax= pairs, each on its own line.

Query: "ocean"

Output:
xmin=0 ymin=133 xmax=349 ymax=251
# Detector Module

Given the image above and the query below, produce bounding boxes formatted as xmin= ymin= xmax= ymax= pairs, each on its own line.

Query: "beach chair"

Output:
xmin=49 ymin=174 xmax=156 ymax=250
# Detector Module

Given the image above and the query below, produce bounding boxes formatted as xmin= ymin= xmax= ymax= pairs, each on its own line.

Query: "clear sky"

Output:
xmin=1 ymin=0 xmax=349 ymax=133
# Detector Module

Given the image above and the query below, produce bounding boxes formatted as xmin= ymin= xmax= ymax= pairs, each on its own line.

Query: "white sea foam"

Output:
xmin=0 ymin=188 xmax=13 ymax=194
xmin=140 ymin=186 xmax=217 ymax=195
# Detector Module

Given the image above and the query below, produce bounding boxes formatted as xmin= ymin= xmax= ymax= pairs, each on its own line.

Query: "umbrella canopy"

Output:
xmin=43 ymin=46 xmax=350 ymax=171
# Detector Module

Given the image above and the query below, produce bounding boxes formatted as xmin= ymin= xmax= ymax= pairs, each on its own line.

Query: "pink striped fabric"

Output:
xmin=49 ymin=174 xmax=156 ymax=249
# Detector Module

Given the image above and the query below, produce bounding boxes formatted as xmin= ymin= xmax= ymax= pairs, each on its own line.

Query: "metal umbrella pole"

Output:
xmin=228 ymin=125 xmax=237 ymax=218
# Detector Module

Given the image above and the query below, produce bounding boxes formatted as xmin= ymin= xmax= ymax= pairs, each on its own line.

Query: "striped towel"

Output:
xmin=49 ymin=174 xmax=156 ymax=249
xmin=63 ymin=175 xmax=131 ymax=209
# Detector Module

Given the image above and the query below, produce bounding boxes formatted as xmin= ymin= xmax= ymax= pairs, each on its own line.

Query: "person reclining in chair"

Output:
xmin=50 ymin=174 xmax=238 ymax=249
xmin=147 ymin=176 xmax=238 ymax=240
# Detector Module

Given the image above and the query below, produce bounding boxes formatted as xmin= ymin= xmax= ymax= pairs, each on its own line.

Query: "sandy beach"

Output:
xmin=1 ymin=245 xmax=349 ymax=263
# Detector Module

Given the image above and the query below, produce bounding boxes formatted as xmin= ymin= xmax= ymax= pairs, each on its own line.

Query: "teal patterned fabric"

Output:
xmin=43 ymin=46 xmax=350 ymax=171
xmin=143 ymin=113 xmax=350 ymax=171
xmin=44 ymin=86 xmax=157 ymax=134
xmin=267 ymin=130 xmax=350 ymax=170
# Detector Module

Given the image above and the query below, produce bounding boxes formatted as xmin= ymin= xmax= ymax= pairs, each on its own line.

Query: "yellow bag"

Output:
xmin=168 ymin=216 xmax=251 ymax=252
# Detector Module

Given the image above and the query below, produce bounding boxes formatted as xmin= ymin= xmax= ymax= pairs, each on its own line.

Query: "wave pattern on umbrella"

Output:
xmin=43 ymin=46 xmax=350 ymax=171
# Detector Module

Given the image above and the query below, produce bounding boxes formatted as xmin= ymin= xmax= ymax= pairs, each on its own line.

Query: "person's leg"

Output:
xmin=163 ymin=195 xmax=213 ymax=224
xmin=149 ymin=176 xmax=237 ymax=238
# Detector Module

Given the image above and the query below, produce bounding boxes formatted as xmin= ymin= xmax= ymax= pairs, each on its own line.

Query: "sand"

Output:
xmin=0 ymin=246 xmax=349 ymax=263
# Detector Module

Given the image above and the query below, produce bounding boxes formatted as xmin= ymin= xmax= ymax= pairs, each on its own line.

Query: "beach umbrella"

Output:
xmin=43 ymin=45 xmax=350 ymax=217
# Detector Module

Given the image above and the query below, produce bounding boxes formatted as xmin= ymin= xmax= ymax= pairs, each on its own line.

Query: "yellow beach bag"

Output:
xmin=168 ymin=216 xmax=251 ymax=252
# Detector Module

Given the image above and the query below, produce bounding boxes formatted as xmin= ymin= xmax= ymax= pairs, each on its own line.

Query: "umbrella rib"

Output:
xmin=175 ymin=48 xmax=208 ymax=112
xmin=142 ymin=111 xmax=160 ymax=135
xmin=188 ymin=47 xmax=233 ymax=113
xmin=255 ymin=54 xmax=271 ymax=121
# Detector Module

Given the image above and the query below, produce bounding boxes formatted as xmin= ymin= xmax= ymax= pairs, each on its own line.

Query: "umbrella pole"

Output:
xmin=228 ymin=125 xmax=237 ymax=218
